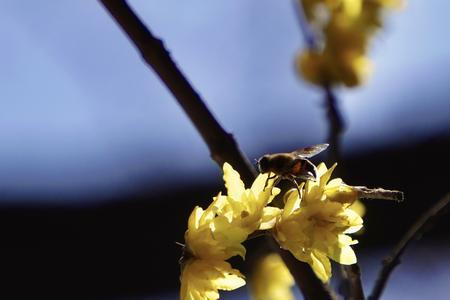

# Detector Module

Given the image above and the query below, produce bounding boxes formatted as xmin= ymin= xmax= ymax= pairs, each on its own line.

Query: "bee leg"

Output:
xmin=264 ymin=174 xmax=278 ymax=191
xmin=268 ymin=176 xmax=282 ymax=196
xmin=289 ymin=177 xmax=302 ymax=197
xmin=263 ymin=177 xmax=269 ymax=191
xmin=272 ymin=176 xmax=281 ymax=187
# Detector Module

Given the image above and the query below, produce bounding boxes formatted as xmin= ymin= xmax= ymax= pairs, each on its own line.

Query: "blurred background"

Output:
xmin=0 ymin=0 xmax=449 ymax=299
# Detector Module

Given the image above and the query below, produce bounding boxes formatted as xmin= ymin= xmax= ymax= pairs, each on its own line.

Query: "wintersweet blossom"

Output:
xmin=180 ymin=259 xmax=245 ymax=300
xmin=349 ymin=199 xmax=366 ymax=218
xmin=184 ymin=202 xmax=248 ymax=262
xmin=297 ymin=0 xmax=403 ymax=87
xmin=273 ymin=163 xmax=363 ymax=282
xmin=250 ymin=253 xmax=295 ymax=300
xmin=180 ymin=163 xmax=281 ymax=300
xmin=180 ymin=201 xmax=247 ymax=300
xmin=218 ymin=163 xmax=282 ymax=233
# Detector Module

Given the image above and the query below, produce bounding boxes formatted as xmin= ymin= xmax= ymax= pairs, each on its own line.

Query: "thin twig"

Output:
xmin=354 ymin=186 xmax=404 ymax=202
xmin=99 ymin=1 xmax=335 ymax=299
xmin=369 ymin=192 xmax=450 ymax=300
xmin=324 ymin=85 xmax=345 ymax=164
xmin=99 ymin=0 xmax=256 ymax=185
xmin=292 ymin=0 xmax=317 ymax=49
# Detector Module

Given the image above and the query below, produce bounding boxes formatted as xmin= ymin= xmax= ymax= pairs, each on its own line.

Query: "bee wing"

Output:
xmin=291 ymin=143 xmax=329 ymax=158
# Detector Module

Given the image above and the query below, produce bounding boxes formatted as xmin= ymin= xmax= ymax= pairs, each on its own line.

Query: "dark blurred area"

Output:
xmin=0 ymin=136 xmax=449 ymax=299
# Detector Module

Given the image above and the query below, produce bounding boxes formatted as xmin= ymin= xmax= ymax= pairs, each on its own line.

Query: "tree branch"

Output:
xmin=324 ymin=85 xmax=345 ymax=164
xmin=369 ymin=192 xmax=450 ymax=300
xmin=354 ymin=186 xmax=404 ymax=202
xmin=99 ymin=1 xmax=335 ymax=299
xmin=342 ymin=264 xmax=365 ymax=300
xmin=99 ymin=0 xmax=256 ymax=185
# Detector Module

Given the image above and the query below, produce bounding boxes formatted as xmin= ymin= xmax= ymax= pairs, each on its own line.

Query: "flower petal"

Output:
xmin=342 ymin=209 xmax=364 ymax=234
xmin=329 ymin=245 xmax=357 ymax=265
xmin=282 ymin=188 xmax=302 ymax=218
xmin=250 ymin=172 xmax=269 ymax=196
xmin=349 ymin=199 xmax=366 ymax=217
xmin=325 ymin=184 xmax=358 ymax=204
xmin=180 ymin=259 xmax=245 ymax=300
xmin=188 ymin=206 xmax=204 ymax=230
xmin=310 ymin=251 xmax=332 ymax=282
xmin=319 ymin=163 xmax=337 ymax=188
xmin=260 ymin=207 xmax=282 ymax=230
xmin=212 ymin=260 xmax=246 ymax=290
xmin=223 ymin=163 xmax=245 ymax=200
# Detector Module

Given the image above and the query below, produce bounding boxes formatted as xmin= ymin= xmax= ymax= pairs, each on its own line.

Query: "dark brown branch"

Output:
xmin=342 ymin=264 xmax=365 ymax=300
xmin=99 ymin=0 xmax=256 ymax=185
xmin=324 ymin=85 xmax=345 ymax=164
xmin=369 ymin=192 xmax=450 ymax=300
xmin=99 ymin=1 xmax=335 ymax=299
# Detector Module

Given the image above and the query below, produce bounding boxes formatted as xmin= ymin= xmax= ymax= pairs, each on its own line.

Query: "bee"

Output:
xmin=257 ymin=143 xmax=329 ymax=190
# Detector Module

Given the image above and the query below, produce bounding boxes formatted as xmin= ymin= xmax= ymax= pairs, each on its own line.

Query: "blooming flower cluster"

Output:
xmin=297 ymin=0 xmax=404 ymax=87
xmin=273 ymin=163 xmax=363 ymax=281
xmin=180 ymin=162 xmax=367 ymax=299
xmin=180 ymin=163 xmax=281 ymax=300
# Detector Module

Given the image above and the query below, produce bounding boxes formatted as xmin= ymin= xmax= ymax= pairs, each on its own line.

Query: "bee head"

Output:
xmin=257 ymin=155 xmax=270 ymax=174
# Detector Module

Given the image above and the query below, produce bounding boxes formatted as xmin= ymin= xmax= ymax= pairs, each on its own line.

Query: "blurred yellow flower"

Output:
xmin=180 ymin=259 xmax=245 ymax=300
xmin=297 ymin=0 xmax=403 ymax=87
xmin=297 ymin=49 xmax=372 ymax=87
xmin=273 ymin=163 xmax=363 ymax=282
xmin=250 ymin=253 xmax=295 ymax=300
xmin=297 ymin=50 xmax=330 ymax=86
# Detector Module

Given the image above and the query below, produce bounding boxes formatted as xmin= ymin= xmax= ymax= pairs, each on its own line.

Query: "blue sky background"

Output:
xmin=0 ymin=0 xmax=449 ymax=201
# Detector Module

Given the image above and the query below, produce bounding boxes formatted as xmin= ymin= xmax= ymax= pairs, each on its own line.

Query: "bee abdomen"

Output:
xmin=290 ymin=160 xmax=303 ymax=176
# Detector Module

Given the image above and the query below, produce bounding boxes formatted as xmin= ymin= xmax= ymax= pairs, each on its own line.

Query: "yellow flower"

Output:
xmin=376 ymin=0 xmax=405 ymax=9
xmin=273 ymin=163 xmax=363 ymax=282
xmin=181 ymin=200 xmax=248 ymax=300
xmin=349 ymin=199 xmax=366 ymax=217
xmin=297 ymin=50 xmax=331 ymax=86
xmin=342 ymin=0 xmax=363 ymax=18
xmin=185 ymin=204 xmax=248 ymax=261
xmin=180 ymin=163 xmax=282 ymax=299
xmin=297 ymin=0 xmax=403 ymax=87
xmin=180 ymin=183 xmax=248 ymax=300
xmin=180 ymin=259 xmax=245 ymax=300
xmin=250 ymin=253 xmax=295 ymax=300
xmin=218 ymin=163 xmax=282 ymax=233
